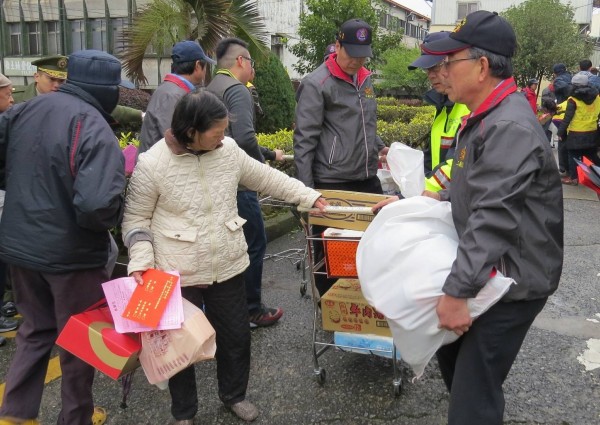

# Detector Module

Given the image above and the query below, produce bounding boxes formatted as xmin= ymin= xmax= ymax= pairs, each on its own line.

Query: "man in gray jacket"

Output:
xmin=413 ymin=11 xmax=562 ymax=425
xmin=207 ymin=38 xmax=284 ymax=328
xmin=139 ymin=41 xmax=215 ymax=154
xmin=293 ymin=19 xmax=388 ymax=296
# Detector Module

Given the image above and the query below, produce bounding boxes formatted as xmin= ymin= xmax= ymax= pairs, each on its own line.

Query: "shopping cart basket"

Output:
xmin=298 ymin=189 xmax=403 ymax=397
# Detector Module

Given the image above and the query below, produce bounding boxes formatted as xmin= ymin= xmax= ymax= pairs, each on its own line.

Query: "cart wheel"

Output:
xmin=300 ymin=281 xmax=307 ymax=296
xmin=393 ymin=379 xmax=402 ymax=397
xmin=314 ymin=368 xmax=326 ymax=385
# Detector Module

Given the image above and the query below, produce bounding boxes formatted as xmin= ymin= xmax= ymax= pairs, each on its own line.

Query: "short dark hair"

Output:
xmin=215 ymin=38 xmax=248 ymax=61
xmin=171 ymin=90 xmax=229 ymax=148
xmin=469 ymin=47 xmax=512 ymax=79
xmin=171 ymin=60 xmax=206 ymax=75
xmin=579 ymin=59 xmax=592 ymax=71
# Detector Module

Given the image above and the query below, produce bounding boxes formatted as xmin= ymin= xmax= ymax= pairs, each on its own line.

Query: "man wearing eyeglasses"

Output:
xmin=293 ymin=18 xmax=388 ymax=297
xmin=373 ymin=10 xmax=563 ymax=425
xmin=408 ymin=31 xmax=470 ymax=192
xmin=207 ymin=38 xmax=284 ymax=332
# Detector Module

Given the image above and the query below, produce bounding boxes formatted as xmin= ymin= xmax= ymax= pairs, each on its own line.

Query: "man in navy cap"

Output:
xmin=408 ymin=31 xmax=470 ymax=192
xmin=377 ymin=10 xmax=563 ymax=425
xmin=0 ymin=50 xmax=127 ymax=425
xmin=139 ymin=40 xmax=215 ymax=153
xmin=294 ymin=18 xmax=388 ymax=297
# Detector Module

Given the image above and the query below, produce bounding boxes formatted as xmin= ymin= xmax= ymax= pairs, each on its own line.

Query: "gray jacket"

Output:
xmin=440 ymin=79 xmax=563 ymax=302
xmin=139 ymin=77 xmax=189 ymax=154
xmin=293 ymin=56 xmax=385 ymax=187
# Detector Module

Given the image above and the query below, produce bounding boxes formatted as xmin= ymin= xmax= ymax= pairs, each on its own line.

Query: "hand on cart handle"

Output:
xmin=310 ymin=197 xmax=329 ymax=215
xmin=274 ymin=149 xmax=285 ymax=161
xmin=372 ymin=196 xmax=400 ymax=214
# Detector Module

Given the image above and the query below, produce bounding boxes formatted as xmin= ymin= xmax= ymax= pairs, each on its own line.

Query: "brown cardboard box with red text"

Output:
xmin=321 ymin=279 xmax=391 ymax=337
xmin=311 ymin=190 xmax=391 ymax=231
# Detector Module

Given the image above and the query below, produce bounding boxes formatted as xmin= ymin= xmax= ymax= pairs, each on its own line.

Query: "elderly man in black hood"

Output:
xmin=0 ymin=50 xmax=126 ymax=425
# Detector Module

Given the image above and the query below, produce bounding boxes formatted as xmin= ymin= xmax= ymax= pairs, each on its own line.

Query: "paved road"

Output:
xmin=0 ymin=186 xmax=599 ymax=425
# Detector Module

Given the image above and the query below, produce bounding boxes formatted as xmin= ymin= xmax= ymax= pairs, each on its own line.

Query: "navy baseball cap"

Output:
xmin=324 ymin=43 xmax=336 ymax=60
xmin=171 ymin=41 xmax=216 ymax=65
xmin=337 ymin=19 xmax=373 ymax=58
xmin=422 ymin=11 xmax=516 ymax=58
xmin=408 ymin=32 xmax=450 ymax=70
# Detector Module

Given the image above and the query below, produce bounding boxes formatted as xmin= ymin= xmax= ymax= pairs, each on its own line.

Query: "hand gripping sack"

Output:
xmin=139 ymin=299 xmax=216 ymax=384
xmin=356 ymin=197 xmax=514 ymax=379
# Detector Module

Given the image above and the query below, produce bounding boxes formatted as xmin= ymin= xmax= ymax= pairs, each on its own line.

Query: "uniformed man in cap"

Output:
xmin=12 ymin=55 xmax=142 ymax=126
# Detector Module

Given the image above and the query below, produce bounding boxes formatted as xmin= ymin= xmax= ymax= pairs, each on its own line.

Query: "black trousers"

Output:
xmin=436 ymin=297 xmax=547 ymax=425
xmin=312 ymin=176 xmax=382 ymax=297
xmin=169 ymin=274 xmax=251 ymax=421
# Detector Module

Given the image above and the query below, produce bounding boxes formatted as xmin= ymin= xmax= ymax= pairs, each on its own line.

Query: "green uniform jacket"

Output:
xmin=12 ymin=82 xmax=142 ymax=126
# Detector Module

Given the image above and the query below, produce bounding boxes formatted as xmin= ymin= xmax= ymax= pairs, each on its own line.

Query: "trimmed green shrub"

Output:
xmin=253 ymin=54 xmax=296 ymax=134
xmin=257 ymin=129 xmax=295 ymax=177
xmin=377 ymin=104 xmax=435 ymax=123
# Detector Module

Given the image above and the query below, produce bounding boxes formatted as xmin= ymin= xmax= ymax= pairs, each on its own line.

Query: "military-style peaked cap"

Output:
xmin=31 ymin=55 xmax=68 ymax=79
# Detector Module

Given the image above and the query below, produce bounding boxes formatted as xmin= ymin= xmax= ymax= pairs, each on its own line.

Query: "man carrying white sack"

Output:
xmin=372 ymin=10 xmax=563 ymax=425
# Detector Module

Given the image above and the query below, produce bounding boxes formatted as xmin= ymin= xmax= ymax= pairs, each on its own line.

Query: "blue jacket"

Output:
xmin=0 ymin=85 xmax=126 ymax=272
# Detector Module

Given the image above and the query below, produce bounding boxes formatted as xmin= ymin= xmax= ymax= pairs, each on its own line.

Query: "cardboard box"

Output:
xmin=334 ymin=331 xmax=401 ymax=360
xmin=311 ymin=190 xmax=391 ymax=231
xmin=56 ymin=306 xmax=141 ymax=380
xmin=321 ymin=279 xmax=391 ymax=337
xmin=322 ymin=228 xmax=363 ymax=278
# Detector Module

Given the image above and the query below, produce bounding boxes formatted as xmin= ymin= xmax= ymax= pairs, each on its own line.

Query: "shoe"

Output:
xmin=227 ymin=400 xmax=259 ymax=422
xmin=1 ymin=302 xmax=17 ymax=317
xmin=92 ymin=406 xmax=106 ymax=425
xmin=172 ymin=420 xmax=194 ymax=425
xmin=248 ymin=304 xmax=283 ymax=328
xmin=0 ymin=316 xmax=18 ymax=333
xmin=561 ymin=177 xmax=578 ymax=186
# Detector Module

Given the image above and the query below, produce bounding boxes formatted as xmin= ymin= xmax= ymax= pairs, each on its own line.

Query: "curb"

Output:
xmin=264 ymin=211 xmax=301 ymax=242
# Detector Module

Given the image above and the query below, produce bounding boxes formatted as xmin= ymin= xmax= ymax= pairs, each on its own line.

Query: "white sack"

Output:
xmin=356 ymin=197 xmax=514 ymax=379
xmin=377 ymin=168 xmax=400 ymax=195
xmin=386 ymin=142 xmax=425 ymax=198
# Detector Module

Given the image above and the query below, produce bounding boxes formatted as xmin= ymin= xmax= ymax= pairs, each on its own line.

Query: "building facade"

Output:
xmin=1 ymin=0 xmax=430 ymax=87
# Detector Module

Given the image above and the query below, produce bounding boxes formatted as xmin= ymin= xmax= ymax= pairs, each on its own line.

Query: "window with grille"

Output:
xmin=112 ymin=18 xmax=127 ymax=54
xmin=458 ymin=2 xmax=479 ymax=20
xmin=9 ymin=23 xmax=21 ymax=55
xmin=46 ymin=21 xmax=61 ymax=55
xmin=71 ymin=20 xmax=85 ymax=51
xmin=91 ymin=19 xmax=107 ymax=51
xmin=27 ymin=22 xmax=40 ymax=55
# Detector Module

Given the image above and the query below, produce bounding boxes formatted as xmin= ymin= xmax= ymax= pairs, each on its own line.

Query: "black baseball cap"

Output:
xmin=337 ymin=19 xmax=373 ymax=58
xmin=421 ymin=10 xmax=516 ymax=58
xmin=408 ymin=32 xmax=450 ymax=70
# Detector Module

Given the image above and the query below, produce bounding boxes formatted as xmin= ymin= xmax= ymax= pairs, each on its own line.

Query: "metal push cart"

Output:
xmin=297 ymin=189 xmax=403 ymax=397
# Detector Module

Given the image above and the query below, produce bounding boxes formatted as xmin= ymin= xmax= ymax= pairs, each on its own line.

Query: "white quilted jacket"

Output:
xmin=122 ymin=136 xmax=320 ymax=287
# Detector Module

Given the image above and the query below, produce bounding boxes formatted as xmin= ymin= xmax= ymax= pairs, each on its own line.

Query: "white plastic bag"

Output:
xmin=139 ymin=299 xmax=216 ymax=385
xmin=356 ymin=197 xmax=514 ymax=379
xmin=386 ymin=142 xmax=425 ymax=198
xmin=377 ymin=168 xmax=400 ymax=195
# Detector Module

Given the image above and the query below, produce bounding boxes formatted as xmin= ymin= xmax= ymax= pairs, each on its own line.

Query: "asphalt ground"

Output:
xmin=0 ymin=184 xmax=599 ymax=425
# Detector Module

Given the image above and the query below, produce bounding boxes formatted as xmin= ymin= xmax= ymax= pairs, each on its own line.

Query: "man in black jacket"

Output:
xmin=0 ymin=50 xmax=126 ymax=425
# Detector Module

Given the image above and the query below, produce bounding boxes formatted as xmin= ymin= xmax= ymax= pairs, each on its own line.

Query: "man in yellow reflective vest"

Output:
xmin=408 ymin=32 xmax=470 ymax=192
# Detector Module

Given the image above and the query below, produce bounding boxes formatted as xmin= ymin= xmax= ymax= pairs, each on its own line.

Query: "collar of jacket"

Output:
xmin=58 ymin=82 xmax=116 ymax=125
xmin=423 ymin=89 xmax=454 ymax=111
xmin=462 ymin=78 xmax=517 ymax=130
xmin=216 ymin=69 xmax=239 ymax=81
xmin=325 ymin=53 xmax=371 ymax=87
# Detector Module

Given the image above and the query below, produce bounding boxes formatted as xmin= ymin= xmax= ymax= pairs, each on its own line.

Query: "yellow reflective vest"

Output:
xmin=567 ymin=97 xmax=600 ymax=132
xmin=425 ymin=159 xmax=453 ymax=192
xmin=429 ymin=103 xmax=470 ymax=168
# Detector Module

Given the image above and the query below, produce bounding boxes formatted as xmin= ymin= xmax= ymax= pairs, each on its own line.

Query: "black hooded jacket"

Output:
xmin=0 ymin=84 xmax=126 ymax=272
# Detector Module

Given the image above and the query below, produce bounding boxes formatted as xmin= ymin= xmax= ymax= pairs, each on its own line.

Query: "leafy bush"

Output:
xmin=118 ymin=87 xmax=151 ymax=111
xmin=257 ymin=130 xmax=295 ymax=177
xmin=377 ymin=97 xmax=425 ymax=107
xmin=253 ymin=54 xmax=297 ymax=134
xmin=377 ymin=104 xmax=434 ymax=123
xmin=377 ymin=112 xmax=432 ymax=149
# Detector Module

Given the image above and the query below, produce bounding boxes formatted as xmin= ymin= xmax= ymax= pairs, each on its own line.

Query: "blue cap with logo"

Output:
xmin=171 ymin=41 xmax=216 ymax=65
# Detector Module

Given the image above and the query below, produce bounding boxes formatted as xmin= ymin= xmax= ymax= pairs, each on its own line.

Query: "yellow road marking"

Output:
xmin=0 ymin=356 xmax=62 ymax=406
xmin=0 ymin=331 xmax=16 ymax=338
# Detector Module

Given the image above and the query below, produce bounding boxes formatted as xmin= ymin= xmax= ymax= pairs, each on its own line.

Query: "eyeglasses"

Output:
xmin=240 ymin=56 xmax=255 ymax=68
xmin=425 ymin=62 xmax=445 ymax=72
xmin=440 ymin=57 xmax=477 ymax=69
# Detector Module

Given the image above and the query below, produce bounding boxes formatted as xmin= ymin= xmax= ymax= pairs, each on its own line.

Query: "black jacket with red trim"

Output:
xmin=0 ymin=86 xmax=125 ymax=272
